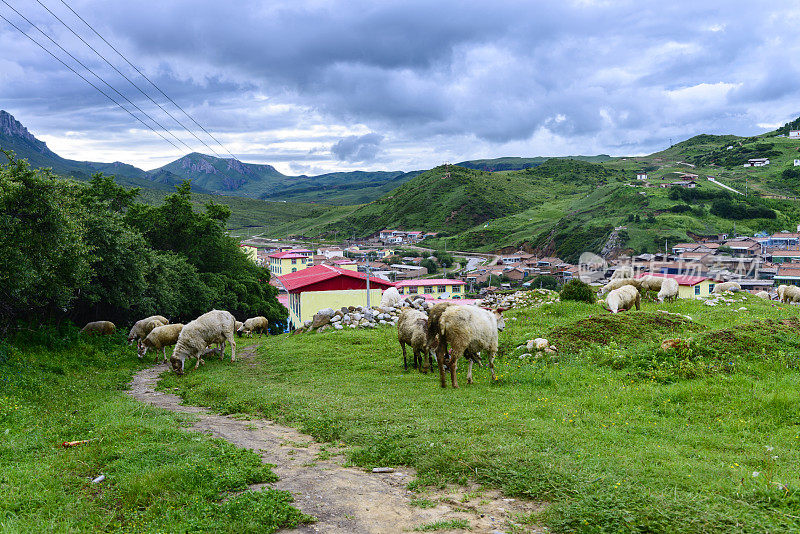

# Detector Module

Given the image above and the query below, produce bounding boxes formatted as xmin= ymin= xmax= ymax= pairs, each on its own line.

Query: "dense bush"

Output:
xmin=420 ymin=258 xmax=438 ymax=274
xmin=559 ymin=279 xmax=596 ymax=304
xmin=668 ymin=187 xmax=728 ymax=202
xmin=710 ymin=198 xmax=776 ymax=220
xmin=0 ymin=155 xmax=286 ymax=331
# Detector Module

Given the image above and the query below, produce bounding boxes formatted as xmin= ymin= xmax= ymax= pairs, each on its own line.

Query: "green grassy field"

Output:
xmin=158 ymin=294 xmax=800 ymax=532
xmin=0 ymin=330 xmax=311 ymax=533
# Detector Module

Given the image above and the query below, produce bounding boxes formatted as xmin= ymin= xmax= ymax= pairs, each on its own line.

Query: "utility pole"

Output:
xmin=366 ymin=253 xmax=371 ymax=309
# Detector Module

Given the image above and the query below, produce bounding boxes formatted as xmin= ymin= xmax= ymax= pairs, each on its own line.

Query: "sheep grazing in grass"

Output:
xmin=138 ymin=323 xmax=184 ymax=362
xmin=239 ymin=316 xmax=269 ymax=337
xmin=713 ymin=281 xmax=741 ymax=294
xmin=604 ymin=285 xmax=641 ymax=314
xmin=639 ymin=275 xmax=666 ymax=293
xmin=234 ymin=321 xmax=244 ymax=336
xmin=170 ymin=310 xmax=236 ymax=375
xmin=755 ymin=291 xmax=771 ymax=300
xmin=779 ymin=284 xmax=800 ymax=304
xmin=398 ymin=308 xmax=435 ymax=372
xmin=428 ymin=305 xmax=505 ymax=388
xmin=599 ymin=278 xmax=641 ymax=296
xmin=80 ymin=321 xmax=116 ymax=335
xmin=128 ymin=315 xmax=168 ymax=345
xmin=657 ymin=278 xmax=679 ymax=302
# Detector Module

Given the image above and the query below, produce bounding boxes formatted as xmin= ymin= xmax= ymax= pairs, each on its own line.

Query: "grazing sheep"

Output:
xmin=380 ymin=287 xmax=402 ymax=308
xmin=170 ymin=310 xmax=236 ymax=375
xmin=599 ymin=278 xmax=641 ymax=296
xmin=127 ymin=315 xmax=168 ymax=345
xmin=657 ymin=278 xmax=679 ymax=302
xmin=639 ymin=275 xmax=666 ymax=293
xmin=239 ymin=316 xmax=269 ymax=337
xmin=713 ymin=281 xmax=741 ymax=294
xmin=779 ymin=284 xmax=800 ymax=304
xmin=80 ymin=321 xmax=116 ymax=335
xmin=428 ymin=305 xmax=505 ymax=388
xmin=138 ymin=323 xmax=184 ymax=362
xmin=604 ymin=285 xmax=641 ymax=314
xmin=398 ymin=308 xmax=435 ymax=372
xmin=234 ymin=321 xmax=244 ymax=336
xmin=755 ymin=291 xmax=771 ymax=300
xmin=611 ymin=266 xmax=634 ymax=279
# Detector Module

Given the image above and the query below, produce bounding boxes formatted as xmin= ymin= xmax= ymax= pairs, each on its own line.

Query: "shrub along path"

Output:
xmin=129 ymin=347 xmax=542 ymax=534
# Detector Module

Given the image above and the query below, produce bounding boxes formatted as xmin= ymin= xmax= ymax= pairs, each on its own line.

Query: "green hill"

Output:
xmin=456 ymin=155 xmax=612 ymax=171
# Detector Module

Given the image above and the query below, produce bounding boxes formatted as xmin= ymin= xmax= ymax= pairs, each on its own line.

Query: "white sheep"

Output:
xmin=127 ymin=315 xmax=168 ymax=345
xmin=599 ymin=278 xmax=641 ymax=296
xmin=239 ymin=316 xmax=269 ymax=337
xmin=755 ymin=291 xmax=771 ymax=300
xmin=779 ymin=284 xmax=800 ymax=304
xmin=657 ymin=278 xmax=679 ymax=302
xmin=604 ymin=285 xmax=641 ymax=314
xmin=380 ymin=287 xmax=402 ymax=308
xmin=170 ymin=310 xmax=236 ymax=375
xmin=713 ymin=281 xmax=741 ymax=294
xmin=138 ymin=323 xmax=184 ymax=362
xmin=639 ymin=275 xmax=666 ymax=293
xmin=428 ymin=305 xmax=505 ymax=388
xmin=235 ymin=321 xmax=244 ymax=335
xmin=397 ymin=308 xmax=434 ymax=372
xmin=611 ymin=266 xmax=634 ymax=279
xmin=80 ymin=321 xmax=116 ymax=335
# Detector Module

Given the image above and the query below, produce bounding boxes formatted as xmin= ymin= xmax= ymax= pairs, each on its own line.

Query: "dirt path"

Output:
xmin=128 ymin=347 xmax=544 ymax=533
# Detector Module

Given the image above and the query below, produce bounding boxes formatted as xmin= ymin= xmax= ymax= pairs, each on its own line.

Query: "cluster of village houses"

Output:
xmin=238 ymin=225 xmax=800 ymax=330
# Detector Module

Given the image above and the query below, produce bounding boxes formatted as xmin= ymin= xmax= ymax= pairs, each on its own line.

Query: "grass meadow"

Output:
xmin=159 ymin=294 xmax=800 ymax=532
xmin=0 ymin=329 xmax=311 ymax=533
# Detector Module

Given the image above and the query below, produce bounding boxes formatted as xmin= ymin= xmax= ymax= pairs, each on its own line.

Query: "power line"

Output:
xmin=34 ymin=0 xmax=227 ymax=160
xmin=1 ymin=0 xmax=196 ymax=154
xmin=0 ymin=12 xmax=182 ymax=151
xmin=56 ymin=0 xmax=238 ymax=161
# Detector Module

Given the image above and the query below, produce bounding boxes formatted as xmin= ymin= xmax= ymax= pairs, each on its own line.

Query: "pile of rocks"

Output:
xmin=294 ymin=296 xmax=433 ymax=334
xmin=478 ymin=288 xmax=560 ymax=309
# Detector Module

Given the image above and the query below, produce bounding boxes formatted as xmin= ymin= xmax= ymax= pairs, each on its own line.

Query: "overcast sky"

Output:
xmin=1 ymin=0 xmax=799 ymax=174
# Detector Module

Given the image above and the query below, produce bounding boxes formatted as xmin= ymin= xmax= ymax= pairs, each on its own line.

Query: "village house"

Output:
xmin=317 ymin=247 xmax=345 ymax=259
xmin=636 ymin=272 xmax=717 ymax=298
xmin=635 ymin=172 xmax=648 ymax=180
xmin=769 ymin=232 xmax=800 ymax=249
xmin=789 ymin=130 xmax=800 ymax=139
xmin=795 ymin=159 xmax=800 ymax=166
xmin=277 ymin=264 xmax=395 ymax=330
xmin=389 ymin=264 xmax=428 ymax=279
xmin=767 ymin=249 xmax=800 ymax=264
xmin=239 ymin=244 xmax=259 ymax=264
xmin=774 ymin=265 xmax=800 ymax=286
xmin=395 ymin=279 xmax=466 ymax=298
xmin=723 ymin=238 xmax=761 ymax=257
xmin=268 ymin=250 xmax=313 ymax=275
xmin=744 ymin=158 xmax=770 ymax=167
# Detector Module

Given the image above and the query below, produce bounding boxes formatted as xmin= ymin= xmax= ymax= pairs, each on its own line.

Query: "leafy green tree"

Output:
xmin=420 ymin=258 xmax=438 ymax=274
xmin=0 ymin=155 xmax=91 ymax=325
xmin=529 ymin=275 xmax=560 ymax=291
xmin=560 ymin=279 xmax=596 ymax=304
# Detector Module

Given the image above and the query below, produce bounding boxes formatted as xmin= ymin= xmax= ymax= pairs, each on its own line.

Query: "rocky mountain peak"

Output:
xmin=0 ymin=110 xmax=52 ymax=155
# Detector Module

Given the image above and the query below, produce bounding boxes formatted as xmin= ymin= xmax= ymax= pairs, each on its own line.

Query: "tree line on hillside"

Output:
xmin=668 ymin=186 xmax=776 ymax=220
xmin=0 ymin=154 xmax=286 ymax=332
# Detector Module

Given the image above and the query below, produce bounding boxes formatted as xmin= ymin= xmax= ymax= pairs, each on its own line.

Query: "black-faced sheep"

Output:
xmin=239 ymin=316 xmax=269 ymax=337
xmin=713 ymin=281 xmax=741 ymax=294
xmin=138 ymin=323 xmax=184 ymax=362
xmin=604 ymin=285 xmax=641 ymax=314
xmin=80 ymin=321 xmax=116 ymax=335
xmin=170 ymin=310 xmax=236 ymax=375
xmin=428 ymin=305 xmax=505 ymax=388
xmin=397 ymin=308 xmax=434 ymax=372
xmin=127 ymin=315 xmax=168 ymax=346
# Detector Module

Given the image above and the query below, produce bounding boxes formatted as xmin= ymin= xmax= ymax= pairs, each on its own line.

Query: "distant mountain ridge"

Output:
xmin=0 ymin=110 xmax=419 ymax=203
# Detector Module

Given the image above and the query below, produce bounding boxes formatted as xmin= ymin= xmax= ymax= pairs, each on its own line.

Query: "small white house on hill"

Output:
xmin=795 ymin=159 xmax=800 ymax=166
xmin=744 ymin=158 xmax=770 ymax=167
xmin=635 ymin=172 xmax=648 ymax=180
xmin=789 ymin=130 xmax=800 ymax=139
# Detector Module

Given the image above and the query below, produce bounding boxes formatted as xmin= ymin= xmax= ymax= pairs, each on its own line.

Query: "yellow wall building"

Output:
xmin=639 ymin=273 xmax=717 ymax=299
xmin=396 ymin=279 xmax=466 ymax=298
xmin=268 ymin=251 xmax=312 ymax=276
xmin=239 ymin=245 xmax=258 ymax=263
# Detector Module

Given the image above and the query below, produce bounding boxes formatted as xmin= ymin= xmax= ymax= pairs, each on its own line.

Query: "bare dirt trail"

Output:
xmin=128 ymin=347 xmax=544 ymax=534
